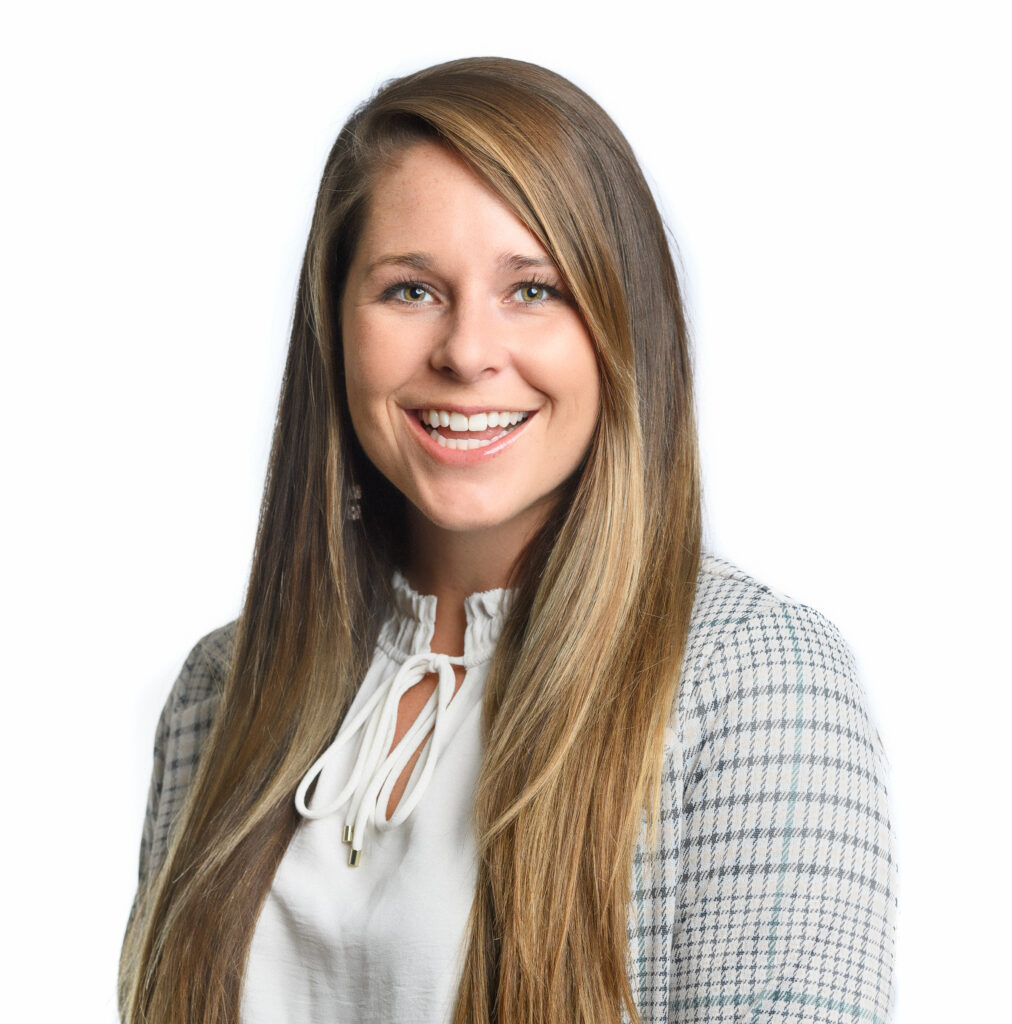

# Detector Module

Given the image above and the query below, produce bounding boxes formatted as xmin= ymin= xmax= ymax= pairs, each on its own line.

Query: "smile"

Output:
xmin=415 ymin=409 xmax=530 ymax=450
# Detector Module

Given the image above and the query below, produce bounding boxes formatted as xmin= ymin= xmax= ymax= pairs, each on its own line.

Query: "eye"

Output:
xmin=399 ymin=284 xmax=431 ymax=303
xmin=514 ymin=283 xmax=552 ymax=303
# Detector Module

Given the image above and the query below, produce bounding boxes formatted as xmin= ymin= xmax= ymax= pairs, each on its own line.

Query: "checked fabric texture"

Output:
xmin=131 ymin=555 xmax=896 ymax=1023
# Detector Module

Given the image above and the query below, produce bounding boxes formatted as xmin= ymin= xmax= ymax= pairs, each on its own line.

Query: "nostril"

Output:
xmin=431 ymin=317 xmax=507 ymax=382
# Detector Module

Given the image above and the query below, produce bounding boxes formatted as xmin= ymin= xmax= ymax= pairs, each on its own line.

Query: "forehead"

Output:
xmin=355 ymin=141 xmax=550 ymax=263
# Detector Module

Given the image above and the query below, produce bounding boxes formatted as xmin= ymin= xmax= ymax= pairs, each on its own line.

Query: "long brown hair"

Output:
xmin=120 ymin=57 xmax=700 ymax=1023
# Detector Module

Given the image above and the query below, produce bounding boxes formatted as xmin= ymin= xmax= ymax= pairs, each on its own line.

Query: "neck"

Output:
xmin=402 ymin=510 xmax=538 ymax=655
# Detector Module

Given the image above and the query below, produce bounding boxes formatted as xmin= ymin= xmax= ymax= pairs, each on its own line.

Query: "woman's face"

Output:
xmin=341 ymin=142 xmax=600 ymax=544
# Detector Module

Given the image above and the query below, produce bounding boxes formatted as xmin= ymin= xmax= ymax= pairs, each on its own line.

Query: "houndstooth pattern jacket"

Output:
xmin=132 ymin=555 xmax=896 ymax=1022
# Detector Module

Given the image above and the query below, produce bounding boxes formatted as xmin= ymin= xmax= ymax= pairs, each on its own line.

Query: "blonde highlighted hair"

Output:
xmin=120 ymin=57 xmax=700 ymax=1023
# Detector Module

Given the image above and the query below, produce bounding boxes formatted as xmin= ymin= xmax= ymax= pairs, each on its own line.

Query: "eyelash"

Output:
xmin=380 ymin=275 xmax=563 ymax=306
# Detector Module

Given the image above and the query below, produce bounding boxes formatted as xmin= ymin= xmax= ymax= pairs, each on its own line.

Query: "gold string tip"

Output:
xmin=342 ymin=825 xmax=354 ymax=844
xmin=348 ymin=848 xmax=362 ymax=867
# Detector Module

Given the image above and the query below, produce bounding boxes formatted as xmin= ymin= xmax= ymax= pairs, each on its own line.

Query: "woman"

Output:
xmin=120 ymin=58 xmax=895 ymax=1023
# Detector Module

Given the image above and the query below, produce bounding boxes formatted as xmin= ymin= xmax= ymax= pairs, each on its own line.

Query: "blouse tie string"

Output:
xmin=294 ymin=651 xmax=464 ymax=866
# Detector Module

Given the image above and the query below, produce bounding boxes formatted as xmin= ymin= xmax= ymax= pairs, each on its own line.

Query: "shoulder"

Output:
xmin=681 ymin=553 xmax=863 ymax=705
xmin=673 ymin=554 xmax=883 ymax=770
xmin=156 ymin=620 xmax=237 ymax=789
xmin=683 ymin=553 xmax=855 ymax=677
xmin=143 ymin=621 xmax=237 ymax=876
xmin=164 ymin=620 xmax=237 ymax=714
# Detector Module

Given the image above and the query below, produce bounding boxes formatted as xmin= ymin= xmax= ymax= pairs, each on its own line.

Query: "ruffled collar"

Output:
xmin=375 ymin=571 xmax=514 ymax=668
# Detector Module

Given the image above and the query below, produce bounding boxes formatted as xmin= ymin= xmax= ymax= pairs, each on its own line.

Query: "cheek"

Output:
xmin=343 ymin=341 xmax=393 ymax=466
xmin=567 ymin=344 xmax=602 ymax=459
xmin=343 ymin=329 xmax=379 ymax=400
xmin=574 ymin=347 xmax=602 ymax=420
xmin=533 ymin=329 xmax=601 ymax=430
xmin=343 ymin=317 xmax=410 ymax=415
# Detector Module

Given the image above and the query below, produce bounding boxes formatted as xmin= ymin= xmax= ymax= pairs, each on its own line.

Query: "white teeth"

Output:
xmin=419 ymin=409 xmax=527 ymax=427
xmin=429 ymin=429 xmax=499 ymax=450
xmin=418 ymin=408 xmax=529 ymax=450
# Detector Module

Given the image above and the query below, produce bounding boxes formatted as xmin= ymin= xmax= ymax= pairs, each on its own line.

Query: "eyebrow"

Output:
xmin=364 ymin=251 xmax=560 ymax=276
xmin=498 ymin=253 xmax=558 ymax=273
xmin=366 ymin=251 xmax=433 ymax=275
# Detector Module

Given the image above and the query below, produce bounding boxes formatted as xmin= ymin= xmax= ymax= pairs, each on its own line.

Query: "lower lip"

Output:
xmin=404 ymin=410 xmax=535 ymax=465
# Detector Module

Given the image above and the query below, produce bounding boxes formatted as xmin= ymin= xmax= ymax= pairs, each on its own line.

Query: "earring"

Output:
xmin=347 ymin=484 xmax=362 ymax=521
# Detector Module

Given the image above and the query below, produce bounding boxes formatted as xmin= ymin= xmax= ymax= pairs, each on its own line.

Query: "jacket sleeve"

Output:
xmin=130 ymin=625 xmax=233 ymax=901
xmin=134 ymin=685 xmax=171 ymax=897
xmin=666 ymin=600 xmax=896 ymax=1023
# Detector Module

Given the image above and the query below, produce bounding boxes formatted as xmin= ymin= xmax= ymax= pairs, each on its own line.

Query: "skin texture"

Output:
xmin=340 ymin=143 xmax=601 ymax=815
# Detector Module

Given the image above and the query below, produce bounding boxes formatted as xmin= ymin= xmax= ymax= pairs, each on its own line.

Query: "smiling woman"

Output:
xmin=120 ymin=58 xmax=895 ymax=1024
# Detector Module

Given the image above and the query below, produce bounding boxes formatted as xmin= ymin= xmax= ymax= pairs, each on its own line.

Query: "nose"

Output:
xmin=430 ymin=297 xmax=506 ymax=383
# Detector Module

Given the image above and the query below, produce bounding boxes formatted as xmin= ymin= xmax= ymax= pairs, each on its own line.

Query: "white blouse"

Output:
xmin=241 ymin=575 xmax=511 ymax=1024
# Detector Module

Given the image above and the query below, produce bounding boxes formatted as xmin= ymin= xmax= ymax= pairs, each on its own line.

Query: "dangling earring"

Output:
xmin=347 ymin=484 xmax=362 ymax=521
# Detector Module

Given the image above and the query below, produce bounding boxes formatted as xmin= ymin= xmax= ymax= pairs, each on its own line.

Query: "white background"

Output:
xmin=2 ymin=1 xmax=1008 ymax=1020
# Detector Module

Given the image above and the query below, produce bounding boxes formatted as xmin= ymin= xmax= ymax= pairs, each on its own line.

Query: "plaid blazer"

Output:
xmin=133 ymin=554 xmax=896 ymax=1022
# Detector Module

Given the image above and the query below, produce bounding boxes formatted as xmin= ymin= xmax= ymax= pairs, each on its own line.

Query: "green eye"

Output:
xmin=400 ymin=285 xmax=429 ymax=302
xmin=518 ymin=284 xmax=546 ymax=302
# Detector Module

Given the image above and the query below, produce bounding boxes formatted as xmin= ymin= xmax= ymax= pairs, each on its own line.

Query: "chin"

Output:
xmin=407 ymin=486 xmax=542 ymax=537
xmin=414 ymin=505 xmax=514 ymax=535
xmin=406 ymin=477 xmax=566 ymax=540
